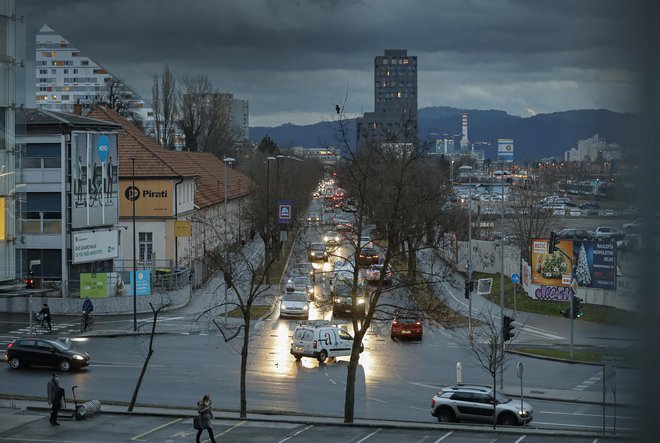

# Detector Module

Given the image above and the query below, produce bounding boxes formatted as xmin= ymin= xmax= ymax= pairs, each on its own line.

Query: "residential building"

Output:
xmin=564 ymin=134 xmax=621 ymax=162
xmin=357 ymin=49 xmax=418 ymax=149
xmin=35 ymin=25 xmax=156 ymax=134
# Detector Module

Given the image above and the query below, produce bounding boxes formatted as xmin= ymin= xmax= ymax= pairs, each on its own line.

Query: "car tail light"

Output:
xmin=7 ymin=342 xmax=14 ymax=348
xmin=431 ymin=399 xmax=436 ymax=408
xmin=416 ymin=321 xmax=421 ymax=326
xmin=313 ymin=340 xmax=317 ymax=349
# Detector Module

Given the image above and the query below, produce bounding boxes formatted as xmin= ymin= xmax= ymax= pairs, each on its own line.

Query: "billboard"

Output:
xmin=72 ymin=132 xmax=119 ymax=228
xmin=72 ymin=229 xmax=119 ymax=264
xmin=497 ymin=139 xmax=514 ymax=162
xmin=531 ymin=238 xmax=617 ymax=290
xmin=130 ymin=270 xmax=151 ymax=296
xmin=80 ymin=273 xmax=108 ymax=298
xmin=531 ymin=238 xmax=573 ymax=287
xmin=119 ymin=180 xmax=173 ymax=217
xmin=277 ymin=199 xmax=293 ymax=224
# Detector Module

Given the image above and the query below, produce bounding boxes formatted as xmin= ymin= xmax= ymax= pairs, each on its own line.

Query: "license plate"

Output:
xmin=402 ymin=330 xmax=411 ymax=334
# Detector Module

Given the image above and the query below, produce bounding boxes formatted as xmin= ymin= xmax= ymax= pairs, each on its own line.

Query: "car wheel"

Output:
xmin=497 ymin=412 xmax=518 ymax=426
xmin=436 ymin=407 xmax=455 ymax=423
xmin=8 ymin=357 xmax=20 ymax=369
xmin=317 ymin=350 xmax=328 ymax=363
xmin=390 ymin=333 xmax=395 ymax=340
xmin=59 ymin=360 xmax=71 ymax=372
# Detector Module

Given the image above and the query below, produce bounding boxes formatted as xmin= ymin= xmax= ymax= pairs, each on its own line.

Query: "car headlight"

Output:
xmin=518 ymin=410 xmax=529 ymax=417
xmin=73 ymin=354 xmax=85 ymax=360
xmin=357 ymin=299 xmax=365 ymax=305
xmin=302 ymin=305 xmax=309 ymax=310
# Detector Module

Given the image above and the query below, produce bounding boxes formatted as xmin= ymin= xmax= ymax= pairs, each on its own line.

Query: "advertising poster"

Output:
xmin=71 ymin=132 xmax=119 ymax=228
xmin=130 ymin=270 xmax=151 ymax=296
xmin=80 ymin=273 xmax=108 ymax=298
xmin=572 ymin=240 xmax=617 ymax=290
xmin=530 ymin=238 xmax=573 ymax=287
xmin=277 ymin=199 xmax=293 ymax=224
xmin=72 ymin=230 xmax=119 ymax=264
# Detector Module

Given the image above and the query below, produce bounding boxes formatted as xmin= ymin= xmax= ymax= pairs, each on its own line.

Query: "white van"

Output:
xmin=290 ymin=320 xmax=364 ymax=363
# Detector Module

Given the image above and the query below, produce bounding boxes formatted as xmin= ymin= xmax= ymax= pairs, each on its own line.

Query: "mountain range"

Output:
xmin=250 ymin=106 xmax=636 ymax=161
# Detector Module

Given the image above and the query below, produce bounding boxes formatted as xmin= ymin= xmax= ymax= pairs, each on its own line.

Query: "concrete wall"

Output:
xmin=0 ymin=284 xmax=191 ymax=315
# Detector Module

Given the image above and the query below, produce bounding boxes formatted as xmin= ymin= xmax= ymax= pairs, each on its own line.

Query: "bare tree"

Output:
xmin=462 ymin=309 xmax=518 ymax=429
xmin=128 ymin=301 xmax=170 ymax=412
xmin=192 ymin=217 xmax=275 ymax=419
xmin=152 ymin=65 xmax=177 ymax=148
xmin=328 ymin=104 xmax=457 ymax=423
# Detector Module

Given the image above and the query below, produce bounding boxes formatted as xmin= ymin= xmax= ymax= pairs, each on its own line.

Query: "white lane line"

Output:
xmin=532 ymin=421 xmax=636 ymax=432
xmin=355 ymin=428 xmax=382 ymax=443
xmin=513 ymin=436 xmax=526 ymax=443
xmin=130 ymin=417 xmax=182 ymax=441
xmin=367 ymin=397 xmax=386 ymax=403
xmin=276 ymin=424 xmax=314 ymax=443
xmin=540 ymin=410 xmax=636 ymax=420
xmin=216 ymin=420 xmax=246 ymax=437
xmin=409 ymin=406 xmax=428 ymax=412
xmin=432 ymin=431 xmax=453 ymax=443
xmin=409 ymin=381 xmax=443 ymax=390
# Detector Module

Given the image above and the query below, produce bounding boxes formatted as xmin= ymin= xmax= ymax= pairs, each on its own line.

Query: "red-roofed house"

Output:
xmin=87 ymin=107 xmax=252 ymax=288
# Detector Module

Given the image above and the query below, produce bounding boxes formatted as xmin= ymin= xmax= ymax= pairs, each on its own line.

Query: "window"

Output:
xmin=73 ymin=69 xmax=78 ymax=74
xmin=39 ymin=69 xmax=47 ymax=75
xmin=139 ymin=232 xmax=153 ymax=263
xmin=81 ymin=60 xmax=89 ymax=66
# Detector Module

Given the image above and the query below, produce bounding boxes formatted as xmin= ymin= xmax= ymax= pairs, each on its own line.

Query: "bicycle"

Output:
xmin=34 ymin=313 xmax=53 ymax=333
xmin=80 ymin=311 xmax=94 ymax=332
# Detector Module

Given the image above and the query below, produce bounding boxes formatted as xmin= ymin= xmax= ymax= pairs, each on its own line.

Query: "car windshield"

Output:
xmin=311 ymin=243 xmax=325 ymax=251
xmin=283 ymin=292 xmax=308 ymax=302
xmin=494 ymin=391 xmax=510 ymax=404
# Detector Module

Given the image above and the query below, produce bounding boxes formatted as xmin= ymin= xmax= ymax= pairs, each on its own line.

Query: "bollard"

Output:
xmin=456 ymin=362 xmax=462 ymax=385
xmin=74 ymin=400 xmax=102 ymax=420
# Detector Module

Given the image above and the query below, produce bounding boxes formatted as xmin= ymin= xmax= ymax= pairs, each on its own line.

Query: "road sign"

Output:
xmin=571 ymin=278 xmax=579 ymax=293
xmin=511 ymin=273 xmax=519 ymax=284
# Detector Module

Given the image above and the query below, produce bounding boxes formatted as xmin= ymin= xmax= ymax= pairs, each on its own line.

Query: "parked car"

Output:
xmin=279 ymin=291 xmax=310 ymax=319
xmin=357 ymin=247 xmax=380 ymax=267
xmin=290 ymin=320 xmax=363 ymax=362
xmin=391 ymin=316 xmax=423 ymax=340
xmin=323 ymin=230 xmax=341 ymax=247
xmin=431 ymin=384 xmax=533 ymax=426
xmin=579 ymin=202 xmax=600 ymax=210
xmin=569 ymin=208 xmax=582 ymax=217
xmin=593 ymin=226 xmax=625 ymax=241
xmin=603 ymin=209 xmax=616 ymax=217
xmin=365 ymin=263 xmax=393 ymax=284
xmin=5 ymin=337 xmax=90 ymax=371
xmin=307 ymin=242 xmax=328 ymax=261
xmin=556 ymin=228 xmax=593 ymax=240
xmin=331 ymin=278 xmax=366 ymax=318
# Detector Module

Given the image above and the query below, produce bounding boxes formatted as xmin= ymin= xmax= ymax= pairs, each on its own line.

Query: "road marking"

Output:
xmin=409 ymin=406 xmax=428 ymax=412
xmin=432 ymin=431 xmax=453 ymax=443
xmin=276 ymin=424 xmax=314 ymax=443
xmin=408 ymin=381 xmax=443 ymax=390
xmin=355 ymin=428 xmax=382 ymax=443
xmin=517 ymin=324 xmax=564 ymax=340
xmin=130 ymin=417 xmax=182 ymax=441
xmin=573 ymin=372 xmax=602 ymax=391
xmin=532 ymin=421 xmax=636 ymax=432
xmin=216 ymin=420 xmax=246 ymax=437
xmin=539 ymin=410 xmax=636 ymax=420
xmin=367 ymin=396 xmax=386 ymax=403
xmin=513 ymin=436 xmax=526 ymax=443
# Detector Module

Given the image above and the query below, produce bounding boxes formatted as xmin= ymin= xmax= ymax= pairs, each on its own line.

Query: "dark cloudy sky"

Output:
xmin=19 ymin=0 xmax=642 ymax=127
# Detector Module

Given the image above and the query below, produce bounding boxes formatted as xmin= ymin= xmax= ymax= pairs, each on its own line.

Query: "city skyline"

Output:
xmin=19 ymin=1 xmax=641 ymax=127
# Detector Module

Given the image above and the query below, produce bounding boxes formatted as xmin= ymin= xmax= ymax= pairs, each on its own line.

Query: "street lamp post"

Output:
xmin=496 ymin=169 xmax=508 ymax=388
xmin=223 ymin=157 xmax=235 ymax=322
xmin=265 ymin=156 xmax=276 ymax=266
xmin=450 ymin=160 xmax=455 ymax=186
xmin=459 ymin=165 xmax=473 ymax=337
xmin=130 ymin=157 xmax=137 ymax=332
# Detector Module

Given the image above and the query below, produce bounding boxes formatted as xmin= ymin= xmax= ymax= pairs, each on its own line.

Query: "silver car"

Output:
xmin=431 ymin=384 xmax=533 ymax=426
xmin=279 ymin=291 xmax=309 ymax=319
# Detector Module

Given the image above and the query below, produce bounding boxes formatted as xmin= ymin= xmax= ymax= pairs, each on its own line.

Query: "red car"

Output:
xmin=391 ymin=317 xmax=423 ymax=341
xmin=357 ymin=247 xmax=380 ymax=267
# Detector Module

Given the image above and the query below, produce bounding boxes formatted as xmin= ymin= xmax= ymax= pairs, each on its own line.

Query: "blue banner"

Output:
xmin=277 ymin=200 xmax=293 ymax=224
xmin=130 ymin=270 xmax=151 ymax=296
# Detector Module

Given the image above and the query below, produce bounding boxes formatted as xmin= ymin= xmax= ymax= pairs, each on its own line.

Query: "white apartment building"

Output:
xmin=35 ymin=25 xmax=155 ymax=129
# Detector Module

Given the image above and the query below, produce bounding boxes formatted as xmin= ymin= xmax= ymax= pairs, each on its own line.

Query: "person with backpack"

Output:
xmin=47 ymin=373 xmax=65 ymax=425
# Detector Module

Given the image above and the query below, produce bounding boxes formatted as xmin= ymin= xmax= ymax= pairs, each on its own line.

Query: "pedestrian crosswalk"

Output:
xmin=0 ymin=322 xmax=78 ymax=348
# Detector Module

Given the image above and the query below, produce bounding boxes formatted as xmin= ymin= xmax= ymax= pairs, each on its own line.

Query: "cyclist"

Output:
xmin=39 ymin=303 xmax=52 ymax=332
xmin=82 ymin=297 xmax=94 ymax=331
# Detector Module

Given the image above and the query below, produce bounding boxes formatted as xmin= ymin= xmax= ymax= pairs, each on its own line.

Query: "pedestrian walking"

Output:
xmin=46 ymin=373 xmax=65 ymax=425
xmin=194 ymin=394 xmax=217 ymax=443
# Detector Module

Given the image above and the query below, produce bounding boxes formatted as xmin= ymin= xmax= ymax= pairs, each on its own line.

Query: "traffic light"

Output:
xmin=572 ymin=296 xmax=584 ymax=318
xmin=503 ymin=315 xmax=515 ymax=341
xmin=25 ymin=271 xmax=34 ymax=289
xmin=548 ymin=231 xmax=560 ymax=254
xmin=464 ymin=280 xmax=474 ymax=299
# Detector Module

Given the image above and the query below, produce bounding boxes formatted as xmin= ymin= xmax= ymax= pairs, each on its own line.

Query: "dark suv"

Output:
xmin=331 ymin=278 xmax=366 ymax=317
xmin=556 ymin=228 xmax=593 ymax=240
xmin=5 ymin=338 xmax=90 ymax=372
xmin=431 ymin=384 xmax=533 ymax=426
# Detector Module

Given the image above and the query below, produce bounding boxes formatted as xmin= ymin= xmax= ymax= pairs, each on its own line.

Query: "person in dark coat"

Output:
xmin=39 ymin=303 xmax=52 ymax=332
xmin=196 ymin=394 xmax=217 ymax=443
xmin=47 ymin=373 xmax=65 ymax=425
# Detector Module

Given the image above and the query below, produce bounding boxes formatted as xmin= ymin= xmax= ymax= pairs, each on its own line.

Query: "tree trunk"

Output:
xmin=343 ymin=343 xmax=360 ymax=423
xmin=240 ymin=314 xmax=251 ymax=418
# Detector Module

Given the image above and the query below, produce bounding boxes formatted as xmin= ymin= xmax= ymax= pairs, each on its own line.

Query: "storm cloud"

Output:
xmin=19 ymin=0 xmax=642 ymax=126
